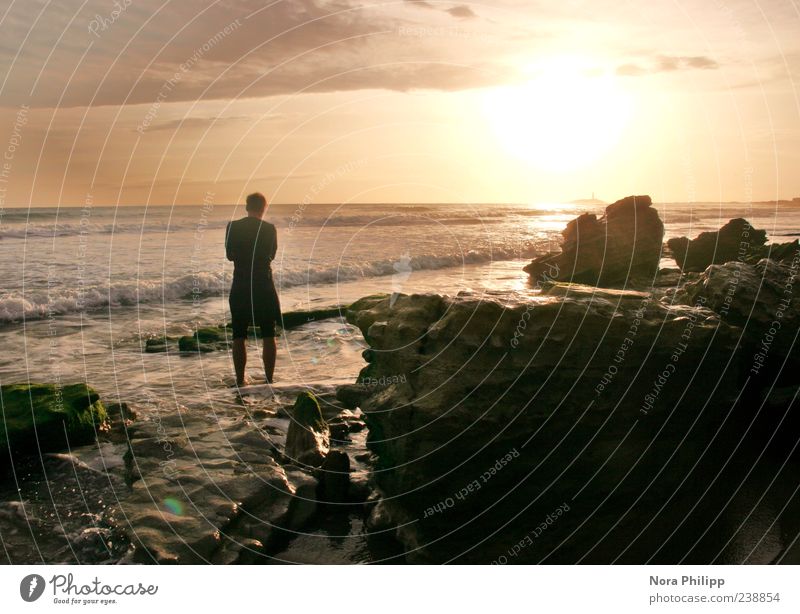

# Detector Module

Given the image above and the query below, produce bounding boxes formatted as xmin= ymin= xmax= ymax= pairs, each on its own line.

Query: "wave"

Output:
xmin=0 ymin=211 xmax=533 ymax=239
xmin=0 ymin=244 xmax=541 ymax=323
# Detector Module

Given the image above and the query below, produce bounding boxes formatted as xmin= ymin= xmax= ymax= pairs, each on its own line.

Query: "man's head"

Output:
xmin=246 ymin=192 xmax=267 ymax=216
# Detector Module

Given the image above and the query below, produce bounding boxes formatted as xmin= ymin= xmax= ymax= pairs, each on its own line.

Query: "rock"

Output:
xmin=278 ymin=306 xmax=345 ymax=329
xmin=283 ymin=468 xmax=319 ymax=529
xmin=347 ymin=471 xmax=372 ymax=504
xmin=222 ymin=306 xmax=348 ymax=335
xmin=524 ymin=195 xmax=664 ymax=287
xmin=764 ymin=239 xmax=800 ymax=263
xmin=144 ymin=336 xmax=177 ymax=353
xmin=0 ymin=383 xmax=108 ymax=459
xmin=284 ymin=392 xmax=329 ymax=467
xmin=346 ymin=291 xmax=747 ymax=563
xmin=327 ymin=409 xmax=366 ymax=443
xmin=178 ymin=326 xmax=230 ymax=352
xmin=106 ymin=402 xmax=136 ymax=428
xmin=365 ymin=499 xmax=396 ymax=533
xmin=667 ymin=218 xmax=767 ymax=271
xmin=335 ymin=383 xmax=371 ymax=409
xmin=71 ymin=527 xmax=113 ymax=560
xmin=328 ymin=421 xmax=350 ymax=442
xmin=115 ymin=414 xmax=294 ymax=564
xmin=318 ymin=450 xmax=351 ymax=504
xmin=173 ymin=307 xmax=349 ymax=355
xmin=670 ymin=257 xmax=800 ymax=384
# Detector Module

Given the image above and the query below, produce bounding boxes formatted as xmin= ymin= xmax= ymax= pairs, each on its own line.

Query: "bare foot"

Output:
xmin=231 ymin=375 xmax=252 ymax=388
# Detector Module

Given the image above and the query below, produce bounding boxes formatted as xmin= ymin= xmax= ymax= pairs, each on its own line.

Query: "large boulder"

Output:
xmin=524 ymin=195 xmax=664 ymax=287
xmin=344 ymin=291 xmax=772 ymax=563
xmin=670 ymin=256 xmax=800 ymax=384
xmin=284 ymin=392 xmax=330 ymax=466
xmin=0 ymin=383 xmax=108 ymax=459
xmin=667 ymin=218 xmax=768 ymax=272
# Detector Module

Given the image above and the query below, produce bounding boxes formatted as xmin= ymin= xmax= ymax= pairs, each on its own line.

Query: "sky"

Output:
xmin=0 ymin=0 xmax=798 ymax=207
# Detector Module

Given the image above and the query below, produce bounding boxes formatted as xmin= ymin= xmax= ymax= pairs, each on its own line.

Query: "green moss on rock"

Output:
xmin=178 ymin=327 xmax=230 ymax=352
xmin=0 ymin=383 xmax=108 ymax=457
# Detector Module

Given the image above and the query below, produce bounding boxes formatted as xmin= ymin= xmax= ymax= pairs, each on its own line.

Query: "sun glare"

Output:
xmin=482 ymin=57 xmax=632 ymax=172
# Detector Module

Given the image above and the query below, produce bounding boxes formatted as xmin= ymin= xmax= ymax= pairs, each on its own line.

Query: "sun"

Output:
xmin=482 ymin=57 xmax=632 ymax=172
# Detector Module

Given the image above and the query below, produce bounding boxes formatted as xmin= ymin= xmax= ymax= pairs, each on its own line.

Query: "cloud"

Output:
xmin=447 ymin=5 xmax=478 ymax=19
xmin=404 ymin=0 xmax=478 ymax=20
xmin=139 ymin=115 xmax=254 ymax=132
xmin=1 ymin=0 xmax=503 ymax=108
xmin=616 ymin=54 xmax=720 ymax=76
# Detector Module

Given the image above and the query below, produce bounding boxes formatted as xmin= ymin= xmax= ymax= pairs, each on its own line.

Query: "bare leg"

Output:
xmin=262 ymin=336 xmax=277 ymax=383
xmin=232 ymin=338 xmax=247 ymax=386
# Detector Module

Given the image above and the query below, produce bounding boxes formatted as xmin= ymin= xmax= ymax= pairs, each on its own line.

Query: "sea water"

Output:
xmin=1 ymin=200 xmax=798 ymax=417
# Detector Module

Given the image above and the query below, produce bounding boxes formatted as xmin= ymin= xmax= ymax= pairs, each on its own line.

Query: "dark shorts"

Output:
xmin=229 ymin=279 xmax=280 ymax=339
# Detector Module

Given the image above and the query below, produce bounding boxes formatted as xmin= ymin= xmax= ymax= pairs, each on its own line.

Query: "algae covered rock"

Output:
xmin=0 ymin=383 xmax=108 ymax=458
xmin=284 ymin=391 xmax=329 ymax=466
xmin=178 ymin=326 xmax=230 ymax=352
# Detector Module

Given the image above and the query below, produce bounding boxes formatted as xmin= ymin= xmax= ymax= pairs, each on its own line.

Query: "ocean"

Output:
xmin=1 ymin=200 xmax=799 ymax=417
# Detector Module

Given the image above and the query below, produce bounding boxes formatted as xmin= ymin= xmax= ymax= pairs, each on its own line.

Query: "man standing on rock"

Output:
xmin=225 ymin=192 xmax=280 ymax=386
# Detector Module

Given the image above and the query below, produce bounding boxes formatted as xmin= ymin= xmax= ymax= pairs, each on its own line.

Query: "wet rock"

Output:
xmin=178 ymin=326 xmax=230 ymax=352
xmin=524 ymin=195 xmax=664 ymax=287
xmin=144 ymin=336 xmax=177 ymax=353
xmin=283 ymin=468 xmax=319 ymax=529
xmin=347 ymin=291 xmax=745 ymax=562
xmin=70 ymin=527 xmax=113 ymax=560
xmin=347 ymin=472 xmax=372 ymax=504
xmin=318 ymin=450 xmax=351 ymax=504
xmin=114 ymin=415 xmax=293 ymax=564
xmin=365 ymin=499 xmax=396 ymax=533
xmin=105 ymin=402 xmax=136 ymax=434
xmin=335 ymin=383 xmax=371 ymax=409
xmin=328 ymin=421 xmax=350 ymax=443
xmin=0 ymin=383 xmax=108 ymax=459
xmin=328 ymin=409 xmax=366 ymax=443
xmin=278 ymin=306 xmax=345 ymax=329
xmin=284 ymin=392 xmax=329 ymax=467
xmin=667 ymin=218 xmax=767 ymax=271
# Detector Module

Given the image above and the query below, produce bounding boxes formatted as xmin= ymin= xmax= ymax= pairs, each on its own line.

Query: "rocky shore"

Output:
xmin=0 ymin=383 xmax=381 ymax=564
xmin=3 ymin=196 xmax=799 ymax=564
xmin=341 ymin=197 xmax=800 ymax=563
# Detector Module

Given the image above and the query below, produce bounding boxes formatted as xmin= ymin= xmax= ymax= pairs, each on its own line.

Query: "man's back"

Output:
xmin=225 ymin=217 xmax=277 ymax=283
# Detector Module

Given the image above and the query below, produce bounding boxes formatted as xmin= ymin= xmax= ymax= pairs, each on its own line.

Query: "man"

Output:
xmin=225 ymin=192 xmax=280 ymax=386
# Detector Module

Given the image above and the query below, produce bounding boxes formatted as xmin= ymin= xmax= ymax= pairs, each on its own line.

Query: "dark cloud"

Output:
xmin=617 ymin=55 xmax=719 ymax=76
xmin=140 ymin=115 xmax=254 ymax=132
xmin=447 ymin=6 xmax=478 ymax=19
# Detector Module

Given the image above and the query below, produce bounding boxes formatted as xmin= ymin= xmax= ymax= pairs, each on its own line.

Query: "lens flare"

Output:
xmin=163 ymin=497 xmax=184 ymax=516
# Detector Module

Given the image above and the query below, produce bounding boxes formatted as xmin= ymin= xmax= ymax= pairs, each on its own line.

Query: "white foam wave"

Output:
xmin=0 ymin=245 xmax=539 ymax=323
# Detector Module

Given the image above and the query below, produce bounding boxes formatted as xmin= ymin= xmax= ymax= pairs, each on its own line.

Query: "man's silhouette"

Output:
xmin=225 ymin=192 xmax=280 ymax=386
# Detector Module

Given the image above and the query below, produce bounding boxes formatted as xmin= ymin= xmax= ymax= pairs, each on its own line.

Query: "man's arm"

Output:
xmin=225 ymin=221 xmax=234 ymax=261
xmin=270 ymin=224 xmax=277 ymax=261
